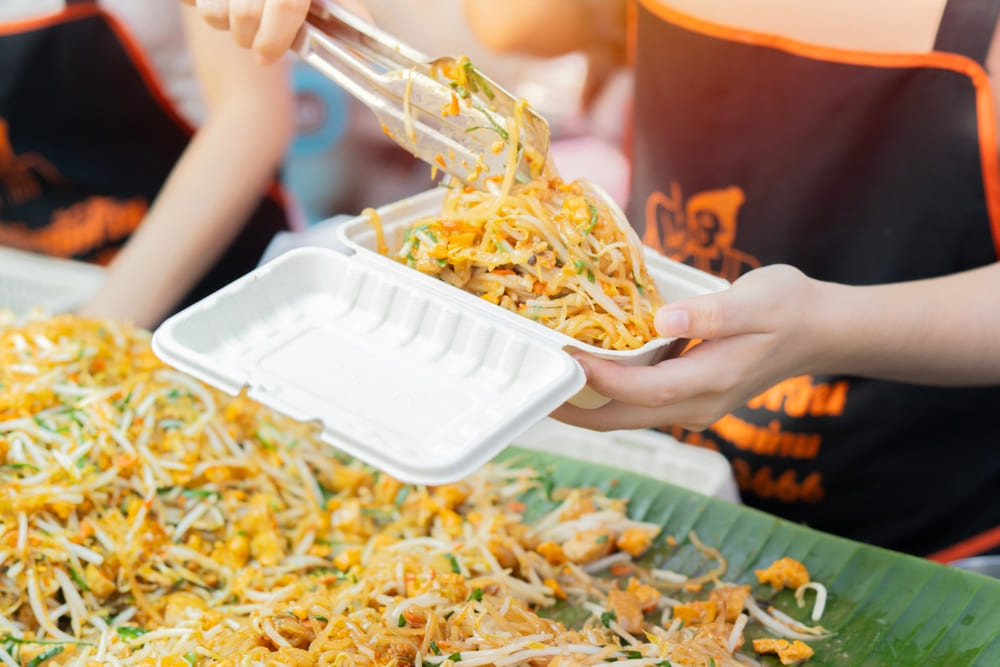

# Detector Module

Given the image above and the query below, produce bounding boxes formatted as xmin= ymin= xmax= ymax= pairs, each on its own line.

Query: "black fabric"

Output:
xmin=630 ymin=3 xmax=1000 ymax=557
xmin=935 ymin=0 xmax=1000 ymax=64
xmin=0 ymin=7 xmax=288 ymax=322
xmin=0 ymin=16 xmax=189 ymax=234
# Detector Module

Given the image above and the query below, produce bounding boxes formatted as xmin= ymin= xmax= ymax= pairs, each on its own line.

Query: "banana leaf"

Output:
xmin=497 ymin=446 xmax=1000 ymax=666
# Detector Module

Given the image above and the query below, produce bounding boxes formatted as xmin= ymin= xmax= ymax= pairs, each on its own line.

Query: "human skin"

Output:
xmin=464 ymin=0 xmax=1000 ymax=431
xmin=182 ymin=0 xmax=368 ymax=64
xmin=77 ymin=6 xmax=294 ymax=328
xmin=185 ymin=0 xmax=1000 ymax=430
xmin=552 ymin=262 xmax=1000 ymax=432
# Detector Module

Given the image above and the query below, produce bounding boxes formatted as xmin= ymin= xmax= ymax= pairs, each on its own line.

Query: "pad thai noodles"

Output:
xmin=0 ymin=315 xmax=830 ymax=665
xmin=367 ymin=73 xmax=664 ymax=352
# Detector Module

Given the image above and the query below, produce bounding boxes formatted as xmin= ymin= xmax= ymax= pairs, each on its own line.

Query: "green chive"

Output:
xmin=69 ymin=567 xmax=90 ymax=592
xmin=26 ymin=646 xmax=64 ymax=667
xmin=445 ymin=553 xmax=461 ymax=574
xmin=181 ymin=489 xmax=219 ymax=500
xmin=116 ymin=626 xmax=148 ymax=640
xmin=1 ymin=462 xmax=39 ymax=472
xmin=473 ymin=104 xmax=509 ymax=142
xmin=0 ymin=636 xmax=92 ymax=647
xmin=584 ymin=202 xmax=598 ymax=235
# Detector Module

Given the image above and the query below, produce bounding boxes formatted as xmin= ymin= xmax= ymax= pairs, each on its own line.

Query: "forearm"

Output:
xmin=78 ymin=6 xmax=295 ymax=329
xmin=79 ymin=87 xmax=293 ymax=328
xmin=811 ymin=262 xmax=1000 ymax=385
xmin=463 ymin=0 xmax=626 ymax=58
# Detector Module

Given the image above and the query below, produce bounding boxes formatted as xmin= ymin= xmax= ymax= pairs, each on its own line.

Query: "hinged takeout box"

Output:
xmin=153 ymin=188 xmax=729 ymax=485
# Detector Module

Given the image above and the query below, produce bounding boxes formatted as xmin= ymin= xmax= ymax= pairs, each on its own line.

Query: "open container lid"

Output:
xmin=152 ymin=245 xmax=586 ymax=485
xmin=154 ymin=187 xmax=730 ymax=485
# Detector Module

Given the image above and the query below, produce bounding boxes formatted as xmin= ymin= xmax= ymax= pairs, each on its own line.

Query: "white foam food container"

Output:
xmin=0 ymin=247 xmax=106 ymax=316
xmin=152 ymin=187 xmax=729 ymax=486
xmin=153 ymin=245 xmax=585 ymax=485
xmin=336 ymin=187 xmax=731 ymax=407
xmin=512 ymin=418 xmax=741 ymax=503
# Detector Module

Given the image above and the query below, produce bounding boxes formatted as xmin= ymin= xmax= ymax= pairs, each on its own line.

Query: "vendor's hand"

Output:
xmin=552 ymin=264 xmax=828 ymax=431
xmin=181 ymin=0 xmax=309 ymax=62
xmin=182 ymin=0 xmax=369 ymax=64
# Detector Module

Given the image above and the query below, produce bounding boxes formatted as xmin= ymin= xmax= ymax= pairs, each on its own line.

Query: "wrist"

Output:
xmin=794 ymin=275 xmax=856 ymax=377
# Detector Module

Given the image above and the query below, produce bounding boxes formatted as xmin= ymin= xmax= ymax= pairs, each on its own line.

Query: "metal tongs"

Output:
xmin=291 ymin=0 xmax=550 ymax=188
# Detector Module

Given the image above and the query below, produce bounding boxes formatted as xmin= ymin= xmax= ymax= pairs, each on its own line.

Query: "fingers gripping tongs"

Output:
xmin=291 ymin=0 xmax=550 ymax=188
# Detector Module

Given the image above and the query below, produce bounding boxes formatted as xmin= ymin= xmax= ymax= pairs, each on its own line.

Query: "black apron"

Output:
xmin=630 ymin=0 xmax=1000 ymax=558
xmin=0 ymin=0 xmax=288 ymax=314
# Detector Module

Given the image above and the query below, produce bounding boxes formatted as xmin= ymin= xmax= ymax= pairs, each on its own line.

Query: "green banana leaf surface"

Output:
xmin=496 ymin=446 xmax=1000 ymax=666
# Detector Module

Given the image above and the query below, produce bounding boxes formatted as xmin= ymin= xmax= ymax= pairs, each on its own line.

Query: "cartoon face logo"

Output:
xmin=691 ymin=209 xmax=721 ymax=247
xmin=643 ymin=181 xmax=759 ymax=282
xmin=686 ymin=187 xmax=743 ymax=252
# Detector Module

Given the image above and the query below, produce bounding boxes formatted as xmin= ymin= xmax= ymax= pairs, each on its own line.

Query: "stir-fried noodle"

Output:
xmin=367 ymin=77 xmax=664 ymax=351
xmin=0 ymin=315 xmax=829 ymax=666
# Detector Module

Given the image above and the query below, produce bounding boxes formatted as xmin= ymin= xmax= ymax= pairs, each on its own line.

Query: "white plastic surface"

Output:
xmin=512 ymin=418 xmax=741 ymax=503
xmin=336 ymin=188 xmax=731 ymax=407
xmin=0 ymin=247 xmax=106 ymax=316
xmin=153 ymin=188 xmax=733 ymax=485
xmin=153 ymin=246 xmax=586 ymax=485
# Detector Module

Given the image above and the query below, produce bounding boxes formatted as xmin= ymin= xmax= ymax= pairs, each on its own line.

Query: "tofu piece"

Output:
xmin=753 ymin=638 xmax=815 ymax=664
xmin=755 ymin=557 xmax=810 ymax=590
xmin=607 ymin=589 xmax=645 ymax=634
xmin=562 ymin=529 xmax=614 ymax=564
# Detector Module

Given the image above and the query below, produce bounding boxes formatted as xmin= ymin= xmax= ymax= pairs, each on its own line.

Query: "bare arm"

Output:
xmin=78 ymin=6 xmax=294 ymax=328
xmin=815 ymin=263 xmax=1000 ymax=384
xmin=463 ymin=0 xmax=626 ymax=58
xmin=553 ymin=13 xmax=1000 ymax=432
xmin=554 ymin=262 xmax=1000 ymax=432
xmin=463 ymin=0 xmax=627 ymax=107
xmin=185 ymin=0 xmax=368 ymax=62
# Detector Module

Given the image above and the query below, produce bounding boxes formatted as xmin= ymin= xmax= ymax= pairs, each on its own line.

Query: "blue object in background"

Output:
xmin=283 ymin=61 xmax=351 ymax=226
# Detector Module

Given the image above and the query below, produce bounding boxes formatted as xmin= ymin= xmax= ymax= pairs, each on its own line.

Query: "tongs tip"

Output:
xmin=297 ymin=2 xmax=550 ymax=188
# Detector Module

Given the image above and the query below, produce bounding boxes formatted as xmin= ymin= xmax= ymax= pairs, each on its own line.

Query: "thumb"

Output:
xmin=654 ymin=290 xmax=750 ymax=341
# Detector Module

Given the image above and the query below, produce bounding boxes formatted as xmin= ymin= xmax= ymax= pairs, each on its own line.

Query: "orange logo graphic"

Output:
xmin=0 ymin=196 xmax=146 ymax=258
xmin=747 ymin=375 xmax=849 ymax=418
xmin=0 ymin=118 xmax=62 ymax=209
xmin=731 ymin=460 xmax=825 ymax=504
xmin=643 ymin=181 xmax=760 ymax=282
xmin=1 ymin=117 xmax=147 ymax=259
xmin=659 ymin=374 xmax=852 ymax=506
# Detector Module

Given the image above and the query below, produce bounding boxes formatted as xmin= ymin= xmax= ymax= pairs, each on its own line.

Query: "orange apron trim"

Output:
xmin=0 ymin=3 xmax=97 ymax=36
xmin=926 ymin=523 xmax=1000 ymax=563
xmin=99 ymin=6 xmax=197 ymax=137
xmin=638 ymin=0 xmax=1000 ymax=260
xmin=0 ymin=3 xmax=197 ymax=138
xmin=626 ymin=0 xmax=639 ymax=66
